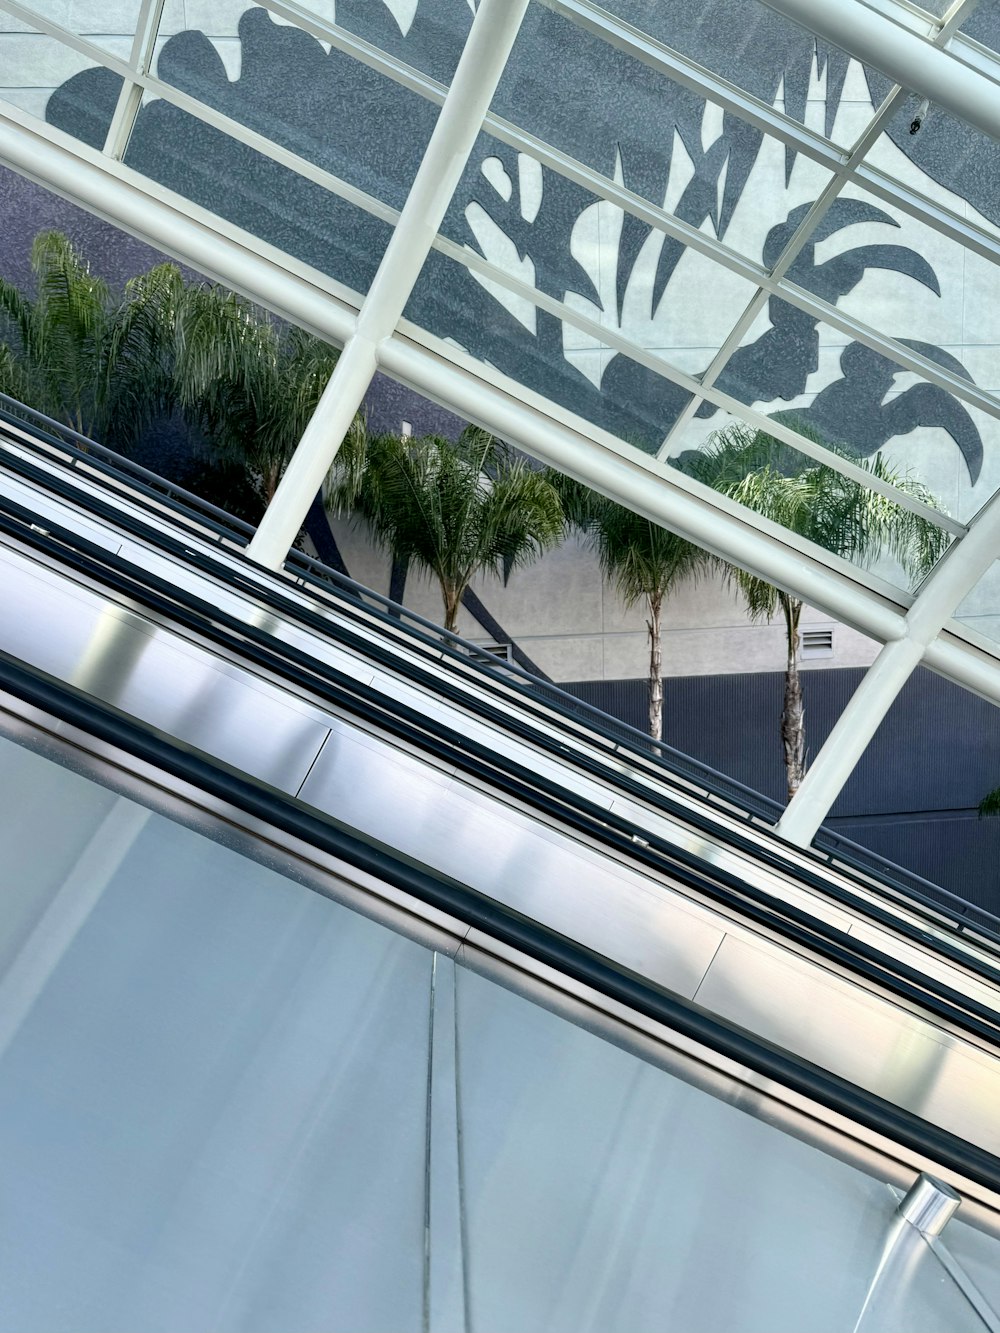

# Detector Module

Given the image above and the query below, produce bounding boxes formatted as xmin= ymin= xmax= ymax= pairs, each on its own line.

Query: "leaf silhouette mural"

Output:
xmin=41 ymin=1 xmax=991 ymax=474
xmin=704 ymin=198 xmax=944 ymax=408
xmin=772 ymin=341 xmax=984 ymax=485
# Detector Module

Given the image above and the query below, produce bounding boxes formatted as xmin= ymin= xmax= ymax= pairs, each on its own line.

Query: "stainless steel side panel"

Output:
xmin=695 ymin=933 xmax=1000 ymax=1156
xmin=3 ymin=458 xmax=1000 ymax=1162
xmin=299 ymin=723 xmax=725 ymax=1000
xmin=0 ymin=551 xmax=331 ymax=794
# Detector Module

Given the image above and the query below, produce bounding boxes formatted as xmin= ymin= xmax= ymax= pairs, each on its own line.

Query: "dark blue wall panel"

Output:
xmin=565 ymin=667 xmax=1000 ymax=908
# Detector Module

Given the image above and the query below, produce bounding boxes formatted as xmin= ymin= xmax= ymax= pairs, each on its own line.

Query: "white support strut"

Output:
xmin=759 ymin=0 xmax=1000 ymax=141
xmin=777 ymin=486 xmax=1000 ymax=847
xmin=244 ymin=0 xmax=533 ymax=569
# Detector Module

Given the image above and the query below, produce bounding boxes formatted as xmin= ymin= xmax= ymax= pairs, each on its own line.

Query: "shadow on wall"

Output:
xmin=44 ymin=2 xmax=992 ymax=469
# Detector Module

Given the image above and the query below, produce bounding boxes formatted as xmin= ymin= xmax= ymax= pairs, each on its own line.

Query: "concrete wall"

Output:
xmin=330 ymin=512 xmax=879 ymax=681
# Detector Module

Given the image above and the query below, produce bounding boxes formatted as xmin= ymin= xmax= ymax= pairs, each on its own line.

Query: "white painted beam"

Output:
xmin=777 ymin=487 xmax=1000 ymax=847
xmin=760 ymin=0 xmax=1000 ymax=141
xmin=245 ymin=0 xmax=533 ymax=568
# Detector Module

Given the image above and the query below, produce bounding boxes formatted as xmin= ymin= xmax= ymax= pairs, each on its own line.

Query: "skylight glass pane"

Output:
xmin=491 ymin=3 xmax=837 ymax=268
xmin=953 ymin=561 xmax=1000 ymax=649
xmin=331 ymin=0 xmax=471 ymax=85
xmin=588 ymin=0 xmax=862 ymax=145
xmin=8 ymin=1 xmax=147 ymax=55
xmin=0 ymin=24 xmax=121 ymax=142
xmin=407 ymin=235 xmax=759 ymax=451
xmin=860 ymin=91 xmax=1000 ymax=243
xmin=120 ymin=96 xmax=392 ymax=299
xmin=153 ymin=6 xmax=440 ymax=213
xmin=688 ymin=293 xmax=991 ymax=530
xmin=958 ymin=3 xmax=1000 ymax=55
xmin=437 ymin=129 xmax=761 ymax=373
xmin=782 ymin=184 xmax=992 ymax=380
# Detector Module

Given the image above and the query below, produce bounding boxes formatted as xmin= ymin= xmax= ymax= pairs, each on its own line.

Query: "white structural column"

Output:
xmin=760 ymin=0 xmax=1000 ymax=140
xmin=245 ymin=0 xmax=532 ymax=569
xmin=777 ymin=488 xmax=1000 ymax=847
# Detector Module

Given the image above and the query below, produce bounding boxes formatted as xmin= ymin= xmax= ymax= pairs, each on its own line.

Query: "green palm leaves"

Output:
xmin=335 ymin=427 xmax=564 ymax=632
xmin=689 ymin=423 xmax=948 ymax=799
xmin=0 ymin=230 xmax=183 ymax=448
xmin=174 ymin=284 xmax=343 ymax=509
xmin=0 ymin=231 xmax=349 ymax=526
xmin=690 ymin=423 xmax=947 ymax=596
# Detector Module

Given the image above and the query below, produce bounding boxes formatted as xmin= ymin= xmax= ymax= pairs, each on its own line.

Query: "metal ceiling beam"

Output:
xmin=760 ymin=0 xmax=1000 ymax=141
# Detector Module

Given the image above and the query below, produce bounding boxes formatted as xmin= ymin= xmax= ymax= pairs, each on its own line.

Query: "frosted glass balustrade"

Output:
xmin=0 ymin=731 xmax=995 ymax=1330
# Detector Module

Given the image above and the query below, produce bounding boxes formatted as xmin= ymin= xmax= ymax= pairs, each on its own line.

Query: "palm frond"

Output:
xmin=547 ymin=467 xmax=709 ymax=608
xmin=691 ymin=422 xmax=948 ymax=600
xmin=353 ymin=430 xmax=563 ymax=618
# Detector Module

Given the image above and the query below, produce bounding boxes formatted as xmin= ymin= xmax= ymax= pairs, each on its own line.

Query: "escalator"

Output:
xmin=0 ymin=399 xmax=999 ymax=1329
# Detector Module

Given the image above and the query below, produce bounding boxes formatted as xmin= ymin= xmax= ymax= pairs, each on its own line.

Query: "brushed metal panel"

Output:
xmin=6 ymin=476 xmax=1000 ymax=1160
xmin=0 ymin=552 xmax=331 ymax=793
xmin=848 ymin=920 xmax=1000 ymax=1017
xmin=116 ymin=538 xmax=381 ymax=693
xmin=608 ymin=795 xmax=857 ymax=931
xmin=696 ymin=933 xmax=1000 ymax=1155
xmin=0 ymin=468 xmax=122 ymax=552
xmin=299 ymin=725 xmax=724 ymax=1000
xmin=385 ymin=672 xmax=617 ymax=810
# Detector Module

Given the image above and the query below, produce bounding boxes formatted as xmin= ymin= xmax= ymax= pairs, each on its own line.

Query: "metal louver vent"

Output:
xmin=801 ymin=629 xmax=834 ymax=659
xmin=477 ymin=641 xmax=513 ymax=662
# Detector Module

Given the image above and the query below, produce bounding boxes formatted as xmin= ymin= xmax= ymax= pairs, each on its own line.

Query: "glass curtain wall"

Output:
xmin=0 ymin=0 xmax=994 ymax=600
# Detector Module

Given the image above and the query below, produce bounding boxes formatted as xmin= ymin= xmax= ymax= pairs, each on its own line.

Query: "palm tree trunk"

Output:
xmin=647 ymin=590 xmax=663 ymax=741
xmin=781 ymin=593 xmax=806 ymax=802
xmin=442 ymin=582 xmax=462 ymax=634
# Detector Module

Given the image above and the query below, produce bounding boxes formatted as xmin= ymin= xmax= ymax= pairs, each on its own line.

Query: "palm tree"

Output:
xmin=173 ymin=282 xmax=363 ymax=560
xmin=552 ymin=475 xmax=709 ymax=739
xmin=336 ymin=426 xmax=563 ymax=633
xmin=0 ymin=229 xmax=182 ymax=450
xmin=688 ymin=423 xmax=948 ymax=802
xmin=175 ymin=283 xmax=351 ymax=509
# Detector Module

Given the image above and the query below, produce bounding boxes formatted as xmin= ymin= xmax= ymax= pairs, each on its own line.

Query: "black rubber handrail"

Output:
xmin=0 ymin=397 xmax=782 ymax=815
xmin=3 ymin=648 xmax=1000 ymax=1198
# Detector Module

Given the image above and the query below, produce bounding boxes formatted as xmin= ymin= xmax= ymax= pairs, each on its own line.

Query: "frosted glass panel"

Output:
xmin=453 ymin=965 xmax=990 ymax=1333
xmin=0 ymin=732 xmax=995 ymax=1332
xmin=0 ymin=738 xmax=431 ymax=1333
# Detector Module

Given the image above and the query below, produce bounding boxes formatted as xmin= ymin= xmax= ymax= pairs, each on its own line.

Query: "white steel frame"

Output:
xmin=0 ymin=0 xmax=995 ymax=846
xmin=0 ymin=0 xmax=993 ymax=518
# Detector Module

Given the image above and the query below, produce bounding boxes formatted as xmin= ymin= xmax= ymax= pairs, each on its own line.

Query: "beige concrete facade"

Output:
xmin=327 ymin=517 xmax=879 ymax=683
